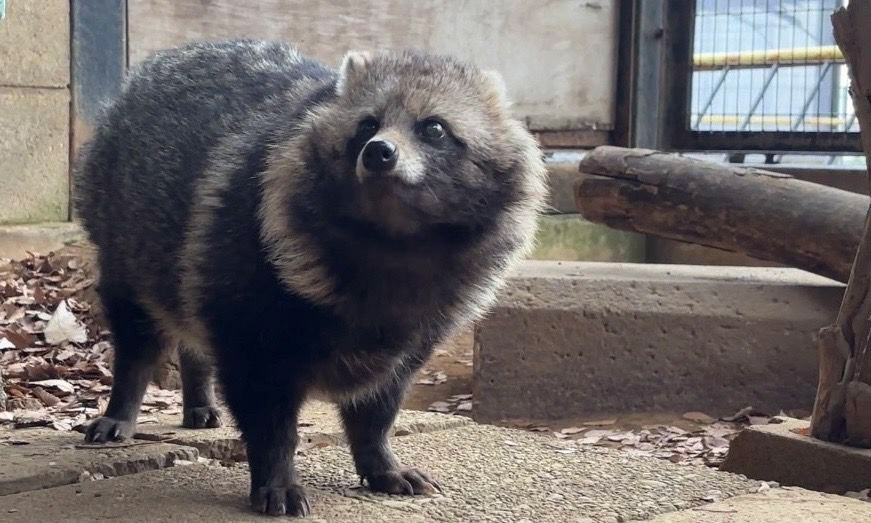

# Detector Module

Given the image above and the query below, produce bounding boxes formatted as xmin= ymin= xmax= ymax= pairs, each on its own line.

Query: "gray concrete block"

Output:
xmin=474 ymin=261 xmax=844 ymax=422
xmin=0 ymin=88 xmax=70 ymax=224
xmin=721 ymin=417 xmax=871 ymax=494
xmin=0 ymin=429 xmax=198 ymax=496
xmin=0 ymin=0 xmax=69 ymax=87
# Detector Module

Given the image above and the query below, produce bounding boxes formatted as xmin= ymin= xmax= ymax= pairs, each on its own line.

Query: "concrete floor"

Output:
xmin=3 ymin=406 xmax=868 ymax=522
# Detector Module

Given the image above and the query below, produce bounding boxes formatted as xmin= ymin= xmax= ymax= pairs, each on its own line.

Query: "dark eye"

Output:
xmin=357 ymin=117 xmax=379 ymax=140
xmin=420 ymin=119 xmax=447 ymax=141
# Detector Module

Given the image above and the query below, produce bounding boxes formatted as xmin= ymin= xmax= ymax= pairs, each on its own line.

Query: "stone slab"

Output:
xmin=0 ymin=464 xmax=423 ymax=522
xmin=0 ymin=223 xmax=84 ymax=260
xmin=0 ymin=0 xmax=69 ymax=87
xmin=134 ymin=401 xmax=471 ymax=461
xmin=474 ymin=261 xmax=844 ymax=422
xmin=647 ymin=487 xmax=871 ymax=523
xmin=0 ymin=423 xmax=759 ymax=522
xmin=721 ymin=417 xmax=871 ymax=493
xmin=0 ymin=429 xmax=198 ymax=496
xmin=0 ymin=88 xmax=70 ymax=224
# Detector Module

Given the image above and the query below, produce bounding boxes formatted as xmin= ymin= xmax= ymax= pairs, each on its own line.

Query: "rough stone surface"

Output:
xmin=0 ymin=223 xmax=84 ymax=259
xmin=722 ymin=417 xmax=871 ymax=493
xmin=296 ymin=424 xmax=757 ymax=522
xmin=475 ymin=261 xmax=844 ymax=422
xmin=0 ymin=429 xmax=198 ymax=496
xmin=134 ymin=401 xmax=471 ymax=460
xmin=0 ymin=0 xmax=69 ymax=87
xmin=647 ymin=487 xmax=871 ymax=523
xmin=0 ymin=464 xmax=423 ymax=523
xmin=0 ymin=424 xmax=758 ymax=522
xmin=0 ymin=88 xmax=70 ymax=224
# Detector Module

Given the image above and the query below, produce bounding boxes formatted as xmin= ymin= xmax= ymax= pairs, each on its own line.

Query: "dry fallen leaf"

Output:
xmin=30 ymin=379 xmax=75 ymax=395
xmin=44 ymin=301 xmax=88 ymax=345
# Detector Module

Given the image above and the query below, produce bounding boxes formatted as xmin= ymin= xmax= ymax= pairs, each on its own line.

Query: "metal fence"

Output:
xmin=663 ymin=0 xmax=861 ymax=154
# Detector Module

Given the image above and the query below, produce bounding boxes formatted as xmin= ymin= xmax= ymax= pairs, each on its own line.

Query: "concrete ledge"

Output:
xmin=0 ymin=223 xmax=85 ymax=259
xmin=0 ymin=429 xmax=198 ymax=496
xmin=721 ymin=417 xmax=871 ymax=493
xmin=474 ymin=261 xmax=843 ymax=422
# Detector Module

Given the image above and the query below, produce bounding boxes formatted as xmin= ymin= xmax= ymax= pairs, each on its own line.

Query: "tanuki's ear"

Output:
xmin=480 ymin=69 xmax=512 ymax=109
xmin=336 ymin=50 xmax=373 ymax=96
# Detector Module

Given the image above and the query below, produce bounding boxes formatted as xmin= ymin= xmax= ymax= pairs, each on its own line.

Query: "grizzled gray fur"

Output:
xmin=74 ymin=40 xmax=546 ymax=517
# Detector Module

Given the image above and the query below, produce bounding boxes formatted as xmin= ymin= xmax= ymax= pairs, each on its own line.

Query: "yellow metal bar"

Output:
xmin=694 ymin=45 xmax=844 ymax=71
xmin=697 ymin=114 xmax=846 ymax=127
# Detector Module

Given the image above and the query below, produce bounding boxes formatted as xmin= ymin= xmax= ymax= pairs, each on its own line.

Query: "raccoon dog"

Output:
xmin=74 ymin=40 xmax=547 ymax=516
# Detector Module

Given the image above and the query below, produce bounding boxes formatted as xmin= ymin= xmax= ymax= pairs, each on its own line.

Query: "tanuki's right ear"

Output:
xmin=336 ymin=50 xmax=373 ymax=97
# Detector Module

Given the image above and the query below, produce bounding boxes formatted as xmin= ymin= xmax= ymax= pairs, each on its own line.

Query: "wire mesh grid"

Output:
xmin=690 ymin=0 xmax=857 ymax=135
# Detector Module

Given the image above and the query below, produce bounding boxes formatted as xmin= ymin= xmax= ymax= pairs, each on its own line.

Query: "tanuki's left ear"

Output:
xmin=336 ymin=50 xmax=373 ymax=97
xmin=480 ymin=69 xmax=512 ymax=109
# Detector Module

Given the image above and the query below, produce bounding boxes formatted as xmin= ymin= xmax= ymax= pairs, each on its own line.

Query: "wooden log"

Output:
xmin=810 ymin=1 xmax=871 ymax=446
xmin=574 ymin=146 xmax=868 ymax=283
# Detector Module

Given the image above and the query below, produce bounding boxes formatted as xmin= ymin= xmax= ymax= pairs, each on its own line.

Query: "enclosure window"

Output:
xmin=675 ymin=0 xmax=859 ymax=152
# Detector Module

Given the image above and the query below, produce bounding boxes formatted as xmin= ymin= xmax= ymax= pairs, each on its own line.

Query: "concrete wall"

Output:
xmin=127 ymin=0 xmax=619 ymax=134
xmin=474 ymin=261 xmax=844 ymax=421
xmin=0 ymin=0 xmax=70 ymax=224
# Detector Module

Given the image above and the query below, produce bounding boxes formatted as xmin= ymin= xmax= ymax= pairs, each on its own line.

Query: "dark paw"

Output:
xmin=84 ymin=416 xmax=135 ymax=443
xmin=365 ymin=468 xmax=441 ymax=496
xmin=182 ymin=406 xmax=222 ymax=429
xmin=250 ymin=484 xmax=311 ymax=517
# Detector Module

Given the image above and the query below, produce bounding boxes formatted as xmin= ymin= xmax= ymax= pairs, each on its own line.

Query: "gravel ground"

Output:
xmin=297 ymin=423 xmax=761 ymax=522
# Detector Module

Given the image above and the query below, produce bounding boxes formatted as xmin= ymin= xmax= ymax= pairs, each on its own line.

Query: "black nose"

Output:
xmin=361 ymin=140 xmax=398 ymax=173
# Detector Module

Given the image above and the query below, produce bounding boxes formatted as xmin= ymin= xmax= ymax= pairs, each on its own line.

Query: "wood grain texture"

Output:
xmin=127 ymin=0 xmax=618 ymax=132
xmin=574 ymin=146 xmax=868 ymax=283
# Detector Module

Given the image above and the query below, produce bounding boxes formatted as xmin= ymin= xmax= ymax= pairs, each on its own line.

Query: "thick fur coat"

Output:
xmin=74 ymin=40 xmax=547 ymax=516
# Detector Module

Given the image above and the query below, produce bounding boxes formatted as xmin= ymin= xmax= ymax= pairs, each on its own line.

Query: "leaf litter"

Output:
xmin=0 ymin=251 xmax=184 ymax=433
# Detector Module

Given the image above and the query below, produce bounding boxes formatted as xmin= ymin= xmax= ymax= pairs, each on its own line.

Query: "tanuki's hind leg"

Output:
xmin=85 ymin=288 xmax=163 ymax=442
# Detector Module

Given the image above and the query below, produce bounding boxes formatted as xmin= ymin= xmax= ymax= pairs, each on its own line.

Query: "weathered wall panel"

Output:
xmin=0 ymin=0 xmax=69 ymax=87
xmin=0 ymin=88 xmax=70 ymax=224
xmin=128 ymin=0 xmax=618 ymax=131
